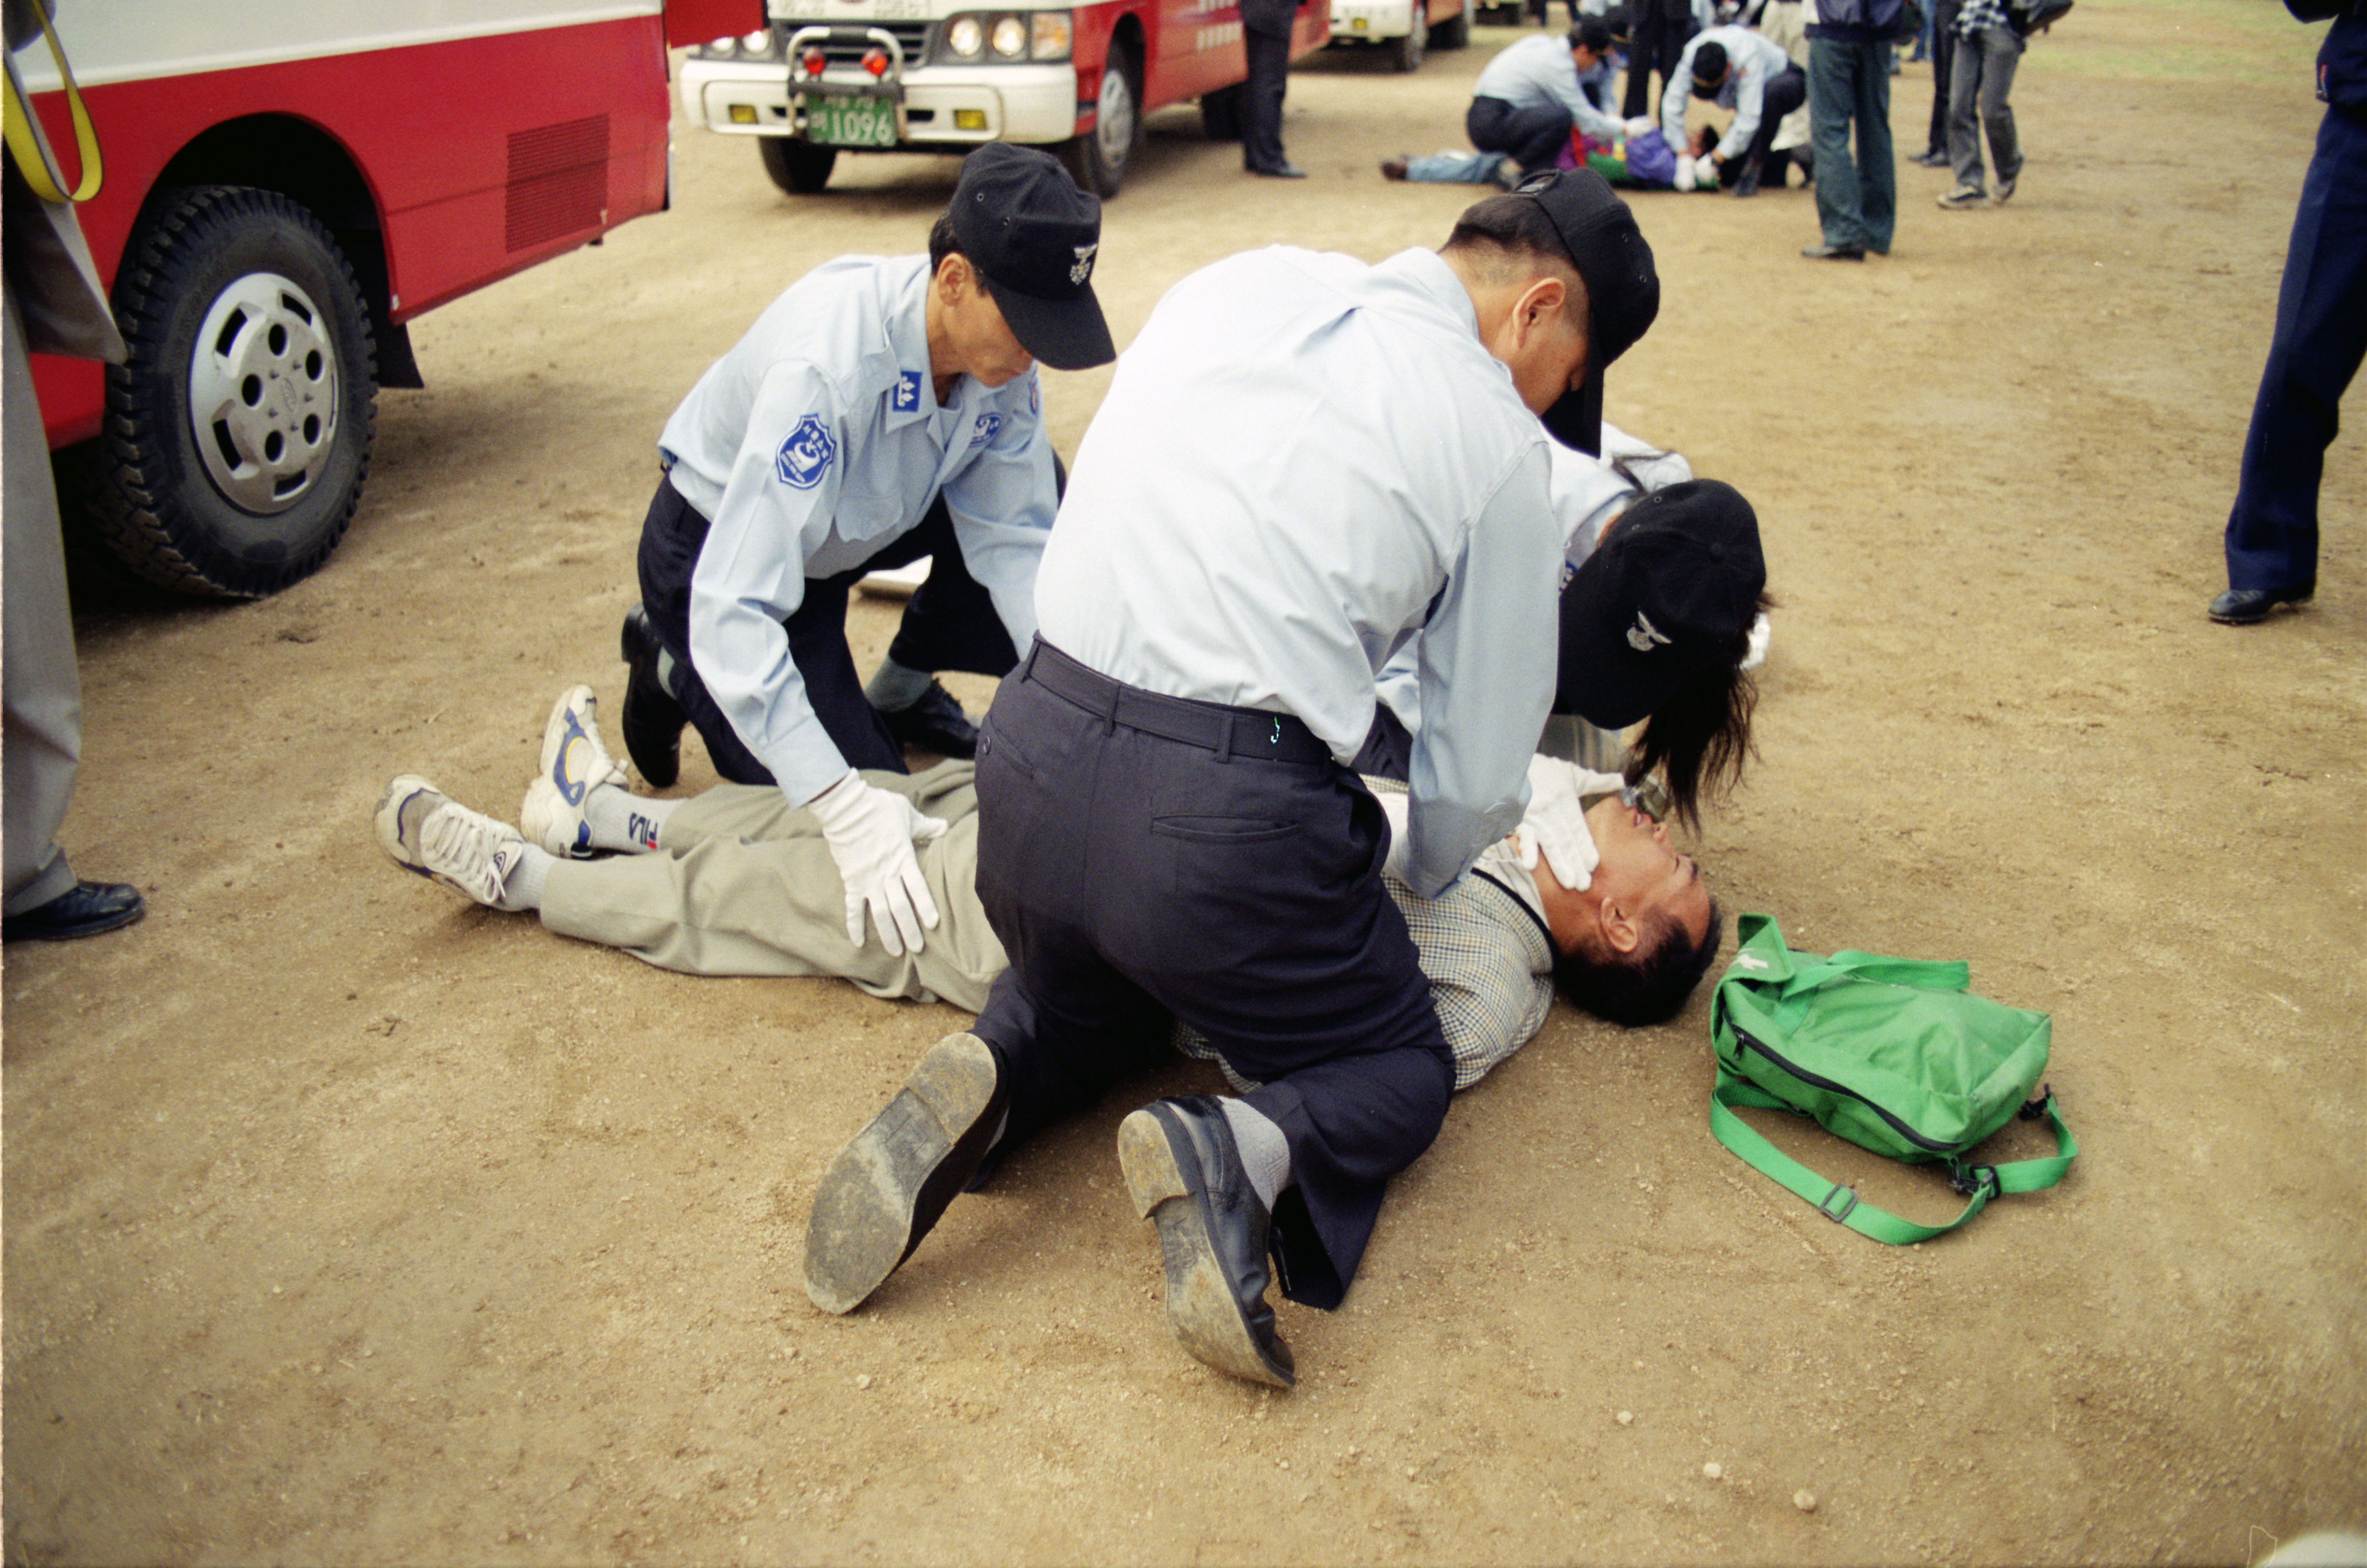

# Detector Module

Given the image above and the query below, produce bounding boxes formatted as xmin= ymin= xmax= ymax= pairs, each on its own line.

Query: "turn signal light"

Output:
xmin=863 ymin=46 xmax=891 ymax=76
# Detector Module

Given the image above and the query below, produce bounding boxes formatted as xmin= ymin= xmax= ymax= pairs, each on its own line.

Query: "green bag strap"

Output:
xmin=1775 ymin=950 xmax=1973 ymax=1001
xmin=1710 ymin=1071 xmax=2078 ymax=1245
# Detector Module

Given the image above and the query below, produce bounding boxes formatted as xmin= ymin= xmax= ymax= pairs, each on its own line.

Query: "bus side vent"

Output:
xmin=506 ymin=115 xmax=611 ymax=252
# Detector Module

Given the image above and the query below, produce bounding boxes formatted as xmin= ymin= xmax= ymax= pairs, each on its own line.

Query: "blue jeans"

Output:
xmin=1809 ymin=35 xmax=1896 ymax=252
xmin=2223 ymin=105 xmax=2367 ymax=593
xmin=1946 ymin=23 xmax=2022 ymax=192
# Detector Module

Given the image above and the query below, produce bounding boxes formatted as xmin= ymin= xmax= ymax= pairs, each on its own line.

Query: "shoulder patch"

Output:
xmin=892 ymin=370 xmax=923 ymax=413
xmin=1029 ymin=376 xmax=1040 ymax=417
xmin=776 ymin=414 xmax=837 ymax=489
xmin=969 ymin=412 xmax=1003 ymax=449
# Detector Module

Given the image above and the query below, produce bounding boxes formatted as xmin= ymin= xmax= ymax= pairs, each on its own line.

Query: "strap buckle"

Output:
xmin=1817 ymin=1184 xmax=1858 ymax=1223
xmin=1947 ymin=1163 xmax=2001 ymax=1199
xmin=2018 ymin=1083 xmax=2055 ymax=1121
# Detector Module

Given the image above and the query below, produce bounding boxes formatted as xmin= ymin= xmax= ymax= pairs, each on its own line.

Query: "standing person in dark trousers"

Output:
xmin=1910 ymin=0 xmax=1961 ymax=165
xmin=802 ymin=172 xmax=1662 ymax=1389
xmin=1241 ymin=0 xmax=1306 ymax=177
xmin=2 ymin=0 xmax=145 ymax=945
xmin=1621 ymin=0 xmax=1696 ymax=119
xmin=1935 ymin=0 xmax=2024 ymax=208
xmin=2210 ymin=0 xmax=2367 ymax=624
xmin=1802 ymin=0 xmax=1907 ymax=259
xmin=619 ymin=145 xmax=1113 ymax=959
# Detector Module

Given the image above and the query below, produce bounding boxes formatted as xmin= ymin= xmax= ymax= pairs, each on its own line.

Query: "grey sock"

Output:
xmin=584 ymin=785 xmax=677 ymax=852
xmin=501 ymin=844 xmax=557 ymax=912
xmin=1218 ymin=1099 xmax=1293 ymax=1212
xmin=864 ymin=655 xmax=936 ymax=713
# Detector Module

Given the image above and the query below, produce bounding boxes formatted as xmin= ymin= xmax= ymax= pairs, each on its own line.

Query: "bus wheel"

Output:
xmin=1201 ymin=84 xmax=1243 ymax=142
xmin=760 ymin=137 xmax=839 ymax=195
xmin=1059 ymin=40 xmax=1140 ymax=196
xmin=1392 ymin=0 xmax=1429 ymax=70
xmin=92 ymin=185 xmax=376 ymax=599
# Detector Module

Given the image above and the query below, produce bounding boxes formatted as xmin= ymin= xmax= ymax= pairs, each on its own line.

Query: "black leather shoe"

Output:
xmin=1252 ymin=161 xmax=1309 ymax=179
xmin=3 ymin=880 xmax=145 ymax=943
xmin=1117 ymin=1096 xmax=1295 ymax=1388
xmin=880 ymin=679 xmax=979 ymax=759
xmin=1802 ymin=242 xmax=1866 ymax=260
xmin=2207 ymin=583 xmax=2314 ymax=625
xmin=1732 ymin=156 xmax=1763 ymax=198
xmin=619 ymin=603 xmax=686 ymax=788
xmin=804 ymin=1032 xmax=1008 ymax=1314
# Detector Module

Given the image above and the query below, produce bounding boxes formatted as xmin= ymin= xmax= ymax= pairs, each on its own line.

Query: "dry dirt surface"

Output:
xmin=6 ymin=4 xmax=2364 ymax=1563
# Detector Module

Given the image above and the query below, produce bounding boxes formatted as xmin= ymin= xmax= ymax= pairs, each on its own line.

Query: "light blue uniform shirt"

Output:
xmin=1034 ymin=246 xmax=1560 ymax=900
xmin=658 ymin=255 xmax=1057 ymax=806
xmin=1472 ymin=33 xmax=1622 ymax=143
xmin=1663 ymin=25 xmax=1795 ymax=162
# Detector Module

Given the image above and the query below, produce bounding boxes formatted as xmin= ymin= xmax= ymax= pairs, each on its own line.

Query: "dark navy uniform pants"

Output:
xmin=634 ymin=473 xmax=1020 ymax=787
xmin=1467 ymin=94 xmax=1575 ymax=175
xmin=2223 ymin=104 xmax=2367 ymax=595
xmin=970 ymin=640 xmax=1455 ymax=1311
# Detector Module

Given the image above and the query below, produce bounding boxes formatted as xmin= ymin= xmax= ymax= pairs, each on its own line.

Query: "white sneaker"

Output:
xmin=376 ymin=776 xmax=529 ymax=909
xmin=523 ymin=684 xmax=627 ymax=857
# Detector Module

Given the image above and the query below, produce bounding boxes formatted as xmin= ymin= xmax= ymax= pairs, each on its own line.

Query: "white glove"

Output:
xmin=1740 ymin=609 xmax=1772 ymax=672
xmin=806 ymin=770 xmax=949 ymax=956
xmin=1673 ymin=155 xmax=1696 ymax=191
xmin=1513 ymin=755 xmax=1628 ymax=891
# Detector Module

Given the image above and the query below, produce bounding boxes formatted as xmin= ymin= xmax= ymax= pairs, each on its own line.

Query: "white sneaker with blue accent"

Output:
xmin=521 ymin=684 xmax=627 ymax=858
xmin=376 ymin=776 xmax=531 ymax=909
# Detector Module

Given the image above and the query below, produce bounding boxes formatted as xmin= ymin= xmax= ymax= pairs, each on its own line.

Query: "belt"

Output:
xmin=1021 ymin=639 xmax=1335 ymax=765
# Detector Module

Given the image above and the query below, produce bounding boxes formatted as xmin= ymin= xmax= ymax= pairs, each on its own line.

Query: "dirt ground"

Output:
xmin=6 ymin=3 xmax=2364 ymax=1562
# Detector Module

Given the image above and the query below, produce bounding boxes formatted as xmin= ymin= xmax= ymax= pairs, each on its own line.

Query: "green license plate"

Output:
xmin=806 ymin=94 xmax=898 ymax=148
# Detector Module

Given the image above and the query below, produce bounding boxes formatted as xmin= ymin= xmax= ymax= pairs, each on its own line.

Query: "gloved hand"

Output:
xmin=1673 ymin=154 xmax=1696 ymax=191
xmin=807 ymin=770 xmax=950 ymax=956
xmin=1512 ymin=755 xmax=1628 ymax=891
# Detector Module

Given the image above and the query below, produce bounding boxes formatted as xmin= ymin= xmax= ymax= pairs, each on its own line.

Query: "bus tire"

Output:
xmin=1392 ymin=0 xmax=1429 ymax=70
xmin=760 ymin=137 xmax=839 ymax=195
xmin=1435 ymin=0 xmax=1472 ymax=49
xmin=1201 ymin=84 xmax=1243 ymax=142
xmin=1058 ymin=38 xmax=1140 ymax=196
xmin=92 ymin=185 xmax=376 ymax=599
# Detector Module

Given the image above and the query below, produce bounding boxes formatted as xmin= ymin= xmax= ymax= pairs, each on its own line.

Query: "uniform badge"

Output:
xmin=1028 ymin=375 xmax=1040 ymax=416
xmin=776 ymin=414 xmax=837 ymax=489
xmin=970 ymin=412 xmax=1002 ymax=448
xmin=892 ymin=371 xmax=922 ymax=413
xmin=1626 ymin=610 xmax=1673 ymax=653
xmin=1070 ymin=243 xmax=1097 ymax=286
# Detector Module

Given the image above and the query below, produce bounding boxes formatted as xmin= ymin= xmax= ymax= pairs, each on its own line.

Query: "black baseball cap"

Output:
xmin=1559 ymin=480 xmax=1767 ymax=730
xmin=948 ymin=144 xmax=1115 ymax=372
xmin=1509 ymin=167 xmax=1660 ymax=373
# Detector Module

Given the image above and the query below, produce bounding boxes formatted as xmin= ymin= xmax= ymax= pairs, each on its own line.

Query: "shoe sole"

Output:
xmin=1117 ymin=1108 xmax=1295 ymax=1389
xmin=619 ymin=609 xmax=685 ymax=789
xmin=803 ymin=1033 xmax=1003 ymax=1316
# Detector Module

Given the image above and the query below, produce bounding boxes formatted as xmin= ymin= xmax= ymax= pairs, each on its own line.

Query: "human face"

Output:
xmin=1578 ymin=793 xmax=1713 ymax=951
xmin=930 ymin=257 xmax=1036 ymax=391
xmin=1572 ymin=44 xmax=1602 ymax=70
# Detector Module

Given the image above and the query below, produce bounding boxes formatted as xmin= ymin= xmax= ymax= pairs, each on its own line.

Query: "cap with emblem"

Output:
xmin=1556 ymin=479 xmax=1766 ymax=730
xmin=1509 ymin=167 xmax=1660 ymax=373
xmin=947 ymin=144 xmax=1115 ymax=372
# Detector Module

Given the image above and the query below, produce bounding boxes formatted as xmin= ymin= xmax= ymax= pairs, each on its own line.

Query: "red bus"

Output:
xmin=17 ymin=0 xmax=754 ymax=597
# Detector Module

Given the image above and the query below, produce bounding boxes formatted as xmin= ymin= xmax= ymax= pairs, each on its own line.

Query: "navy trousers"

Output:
xmin=1241 ymin=26 xmax=1294 ymax=173
xmin=2223 ymin=104 xmax=2367 ymax=595
xmin=1468 ymin=94 xmax=1574 ymax=174
xmin=970 ymin=641 xmax=1455 ymax=1311
xmin=635 ymin=475 xmax=1019 ymax=787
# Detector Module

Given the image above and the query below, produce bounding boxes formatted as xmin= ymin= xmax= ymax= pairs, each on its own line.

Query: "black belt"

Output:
xmin=1022 ymin=639 xmax=1335 ymax=765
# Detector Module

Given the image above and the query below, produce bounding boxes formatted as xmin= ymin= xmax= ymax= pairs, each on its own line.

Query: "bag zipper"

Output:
xmin=1730 ymin=1025 xmax=1958 ymax=1155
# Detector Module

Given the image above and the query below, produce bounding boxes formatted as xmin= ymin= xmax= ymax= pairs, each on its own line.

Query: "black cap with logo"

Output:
xmin=1559 ymin=479 xmax=1767 ymax=731
xmin=1509 ymin=167 xmax=1660 ymax=374
xmin=948 ymin=144 xmax=1115 ymax=372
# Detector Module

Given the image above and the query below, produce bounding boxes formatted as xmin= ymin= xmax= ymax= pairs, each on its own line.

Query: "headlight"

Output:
xmin=990 ymin=15 xmax=1028 ymax=56
xmin=1030 ymin=11 xmax=1073 ymax=58
xmin=741 ymin=29 xmax=774 ymax=54
xmin=946 ymin=15 xmax=985 ymax=57
xmin=699 ymin=35 xmax=734 ymax=57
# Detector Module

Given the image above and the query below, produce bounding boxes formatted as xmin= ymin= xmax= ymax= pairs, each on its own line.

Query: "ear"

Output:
xmin=934 ymin=252 xmax=972 ymax=299
xmin=1595 ymin=894 xmax=1644 ymax=957
xmin=1510 ymin=274 xmax=1569 ymax=346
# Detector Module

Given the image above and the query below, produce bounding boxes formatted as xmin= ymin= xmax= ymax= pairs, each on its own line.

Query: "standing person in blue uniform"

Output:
xmin=801 ymin=171 xmax=1662 ymax=1389
xmin=1661 ymin=26 xmax=1808 ymax=196
xmin=1622 ymin=0 xmax=1698 ymax=120
xmin=1461 ymin=21 xmax=1625 ymax=178
xmin=2208 ymin=0 xmax=2367 ymax=624
xmin=1802 ymin=0 xmax=1908 ymax=259
xmin=617 ymin=145 xmax=1112 ymax=958
xmin=1241 ymin=0 xmax=1307 ymax=177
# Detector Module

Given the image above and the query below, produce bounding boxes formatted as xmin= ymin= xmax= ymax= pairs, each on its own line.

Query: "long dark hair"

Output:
xmin=1625 ymin=590 xmax=1773 ymax=833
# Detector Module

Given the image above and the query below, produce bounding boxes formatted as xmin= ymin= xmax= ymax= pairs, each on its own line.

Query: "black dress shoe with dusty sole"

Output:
xmin=2207 ymin=583 xmax=2314 ymax=625
xmin=3 ymin=880 xmax=145 ymax=943
xmin=1801 ymin=242 xmax=1866 ymax=260
xmin=803 ymin=1032 xmax=1007 ymax=1315
xmin=881 ymin=680 xmax=980 ymax=759
xmin=619 ymin=604 xmax=686 ymax=788
xmin=1118 ymin=1097 xmax=1295 ymax=1388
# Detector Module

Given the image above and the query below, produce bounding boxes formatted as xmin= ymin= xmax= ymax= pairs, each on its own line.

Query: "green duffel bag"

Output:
xmin=1709 ymin=912 xmax=2078 ymax=1244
